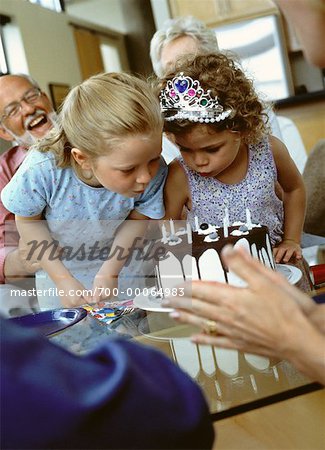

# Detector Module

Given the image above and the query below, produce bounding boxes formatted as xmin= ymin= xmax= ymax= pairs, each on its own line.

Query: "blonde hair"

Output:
xmin=38 ymin=72 xmax=163 ymax=167
xmin=156 ymin=53 xmax=270 ymax=144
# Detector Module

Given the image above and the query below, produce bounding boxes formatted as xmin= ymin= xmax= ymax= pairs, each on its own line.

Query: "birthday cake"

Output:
xmin=151 ymin=217 xmax=275 ymax=294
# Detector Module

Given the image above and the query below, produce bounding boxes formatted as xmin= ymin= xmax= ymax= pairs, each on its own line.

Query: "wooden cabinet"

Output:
xmin=275 ymin=96 xmax=325 ymax=153
xmin=169 ymin=0 xmax=278 ymax=26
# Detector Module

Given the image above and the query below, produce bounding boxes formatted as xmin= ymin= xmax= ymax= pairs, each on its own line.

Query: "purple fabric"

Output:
xmin=1 ymin=318 xmax=214 ymax=449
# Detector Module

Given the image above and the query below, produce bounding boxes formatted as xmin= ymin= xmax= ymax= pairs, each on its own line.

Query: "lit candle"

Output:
xmin=223 ymin=217 xmax=229 ymax=238
xmin=169 ymin=218 xmax=175 ymax=235
xmin=162 ymin=223 xmax=167 ymax=241
xmin=223 ymin=207 xmax=230 ymax=237
xmin=186 ymin=222 xmax=192 ymax=244
xmin=246 ymin=207 xmax=253 ymax=230
xmin=224 ymin=207 xmax=229 ymax=227
xmin=194 ymin=216 xmax=199 ymax=231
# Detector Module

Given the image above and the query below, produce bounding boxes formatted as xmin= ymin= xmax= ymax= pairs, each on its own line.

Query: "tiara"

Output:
xmin=160 ymin=72 xmax=233 ymax=123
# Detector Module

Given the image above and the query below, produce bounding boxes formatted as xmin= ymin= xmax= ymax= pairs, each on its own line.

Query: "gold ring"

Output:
xmin=203 ymin=319 xmax=218 ymax=335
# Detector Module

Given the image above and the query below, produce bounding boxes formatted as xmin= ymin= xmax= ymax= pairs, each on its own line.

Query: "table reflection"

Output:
xmin=49 ymin=304 xmax=319 ymax=418
xmin=135 ymin=312 xmax=314 ymax=415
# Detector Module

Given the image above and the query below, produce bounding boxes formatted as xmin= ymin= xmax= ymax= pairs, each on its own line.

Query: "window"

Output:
xmin=27 ymin=0 xmax=64 ymax=13
xmin=0 ymin=33 xmax=9 ymax=75
xmin=0 ymin=14 xmax=10 ymax=75
xmin=214 ymin=16 xmax=293 ymax=101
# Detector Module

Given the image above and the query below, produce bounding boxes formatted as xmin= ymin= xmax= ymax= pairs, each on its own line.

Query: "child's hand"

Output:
xmin=92 ymin=270 xmax=119 ymax=303
xmin=56 ymin=276 xmax=92 ymax=307
xmin=273 ymin=239 xmax=302 ymax=264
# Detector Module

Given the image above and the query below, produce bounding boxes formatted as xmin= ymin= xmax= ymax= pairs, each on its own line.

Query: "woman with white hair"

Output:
xmin=150 ymin=16 xmax=282 ymax=164
xmin=150 ymin=16 xmax=219 ymax=78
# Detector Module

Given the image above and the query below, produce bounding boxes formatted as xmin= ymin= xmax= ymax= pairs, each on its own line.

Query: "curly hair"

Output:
xmin=156 ymin=53 xmax=270 ymax=144
xmin=37 ymin=72 xmax=163 ymax=172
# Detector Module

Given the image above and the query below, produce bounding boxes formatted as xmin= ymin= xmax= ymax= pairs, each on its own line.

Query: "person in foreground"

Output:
xmin=0 ymin=317 xmax=214 ymax=449
xmin=163 ymin=245 xmax=325 ymax=385
xmin=275 ymin=0 xmax=325 ymax=68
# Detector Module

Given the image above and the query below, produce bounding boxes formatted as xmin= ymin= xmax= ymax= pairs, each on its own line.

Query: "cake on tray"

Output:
xmin=151 ymin=215 xmax=275 ymax=294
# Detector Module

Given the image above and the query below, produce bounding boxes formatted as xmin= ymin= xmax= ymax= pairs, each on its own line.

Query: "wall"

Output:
xmin=67 ymin=0 xmax=155 ymax=75
xmin=120 ymin=0 xmax=156 ymax=75
xmin=66 ymin=0 xmax=127 ymax=33
xmin=0 ymin=0 xmax=82 ymax=96
xmin=150 ymin=0 xmax=171 ymax=30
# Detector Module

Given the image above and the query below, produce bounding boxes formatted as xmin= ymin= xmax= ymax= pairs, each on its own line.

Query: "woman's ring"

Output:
xmin=203 ymin=319 xmax=218 ymax=335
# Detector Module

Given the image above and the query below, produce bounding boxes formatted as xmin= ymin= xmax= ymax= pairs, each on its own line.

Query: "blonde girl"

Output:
xmin=2 ymin=73 xmax=167 ymax=308
xmin=158 ymin=53 xmax=306 ymax=264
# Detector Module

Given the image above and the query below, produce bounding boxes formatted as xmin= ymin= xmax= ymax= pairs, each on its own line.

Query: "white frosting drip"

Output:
xmin=251 ymin=243 xmax=259 ymax=260
xmin=160 ymin=235 xmax=182 ymax=245
xmin=266 ymin=234 xmax=275 ymax=269
xmin=176 ymin=227 xmax=187 ymax=236
xmin=156 ymin=220 xmax=276 ymax=295
xmin=198 ymin=249 xmax=225 ymax=282
xmin=167 ymin=237 xmax=182 ymax=246
xmin=230 ymin=230 xmax=249 ymax=236
xmin=197 ymin=224 xmax=217 ymax=235
xmin=232 ymin=221 xmax=261 ymax=229
xmin=161 ymin=220 xmax=262 ymax=246
xmin=182 ymin=255 xmax=199 ymax=280
xmin=158 ymin=252 xmax=184 ymax=291
xmin=204 ymin=234 xmax=220 ymax=242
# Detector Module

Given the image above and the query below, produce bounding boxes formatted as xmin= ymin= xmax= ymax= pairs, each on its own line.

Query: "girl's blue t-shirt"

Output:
xmin=1 ymin=150 xmax=168 ymax=305
xmin=1 ymin=148 xmax=168 ymax=265
xmin=1 ymin=148 xmax=167 ymax=222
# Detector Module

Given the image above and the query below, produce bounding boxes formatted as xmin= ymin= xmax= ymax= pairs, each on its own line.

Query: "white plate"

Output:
xmin=133 ymin=292 xmax=173 ymax=313
xmin=275 ymin=264 xmax=302 ymax=285
xmin=135 ymin=264 xmax=302 ymax=312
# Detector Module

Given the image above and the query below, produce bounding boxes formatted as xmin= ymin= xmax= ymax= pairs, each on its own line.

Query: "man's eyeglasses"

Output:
xmin=0 ymin=87 xmax=42 ymax=123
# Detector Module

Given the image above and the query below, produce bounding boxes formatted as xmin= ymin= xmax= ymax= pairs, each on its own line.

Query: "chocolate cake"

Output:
xmin=153 ymin=221 xmax=275 ymax=293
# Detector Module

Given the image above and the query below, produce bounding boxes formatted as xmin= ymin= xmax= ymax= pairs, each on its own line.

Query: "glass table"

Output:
xmin=50 ymin=303 xmax=322 ymax=421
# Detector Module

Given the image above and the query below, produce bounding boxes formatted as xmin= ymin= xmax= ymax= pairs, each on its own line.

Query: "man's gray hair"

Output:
xmin=6 ymin=73 xmax=41 ymax=89
xmin=150 ymin=16 xmax=219 ymax=77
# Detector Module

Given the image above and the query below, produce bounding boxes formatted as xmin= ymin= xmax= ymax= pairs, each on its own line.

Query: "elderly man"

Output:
xmin=0 ymin=74 xmax=55 ymax=315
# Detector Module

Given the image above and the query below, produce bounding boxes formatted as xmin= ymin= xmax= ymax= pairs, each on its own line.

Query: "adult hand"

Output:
xmin=163 ymin=245 xmax=316 ymax=359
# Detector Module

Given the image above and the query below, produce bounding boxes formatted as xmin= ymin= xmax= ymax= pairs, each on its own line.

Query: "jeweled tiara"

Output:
xmin=160 ymin=72 xmax=233 ymax=123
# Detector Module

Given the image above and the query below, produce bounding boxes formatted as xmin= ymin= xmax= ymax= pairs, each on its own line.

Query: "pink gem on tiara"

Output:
xmin=160 ymin=72 xmax=233 ymax=123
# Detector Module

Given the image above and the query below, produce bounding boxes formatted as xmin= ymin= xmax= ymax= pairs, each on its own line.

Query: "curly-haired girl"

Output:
xmin=158 ymin=53 xmax=306 ymax=263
